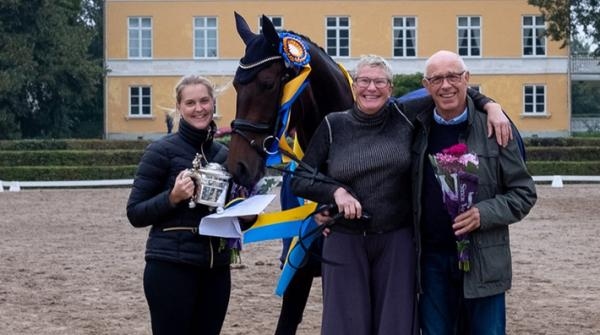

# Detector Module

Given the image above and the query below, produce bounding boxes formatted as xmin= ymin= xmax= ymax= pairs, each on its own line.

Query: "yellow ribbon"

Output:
xmin=252 ymin=202 xmax=317 ymax=229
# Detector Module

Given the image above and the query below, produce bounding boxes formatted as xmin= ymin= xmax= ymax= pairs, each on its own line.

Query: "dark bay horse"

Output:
xmin=226 ymin=12 xmax=354 ymax=188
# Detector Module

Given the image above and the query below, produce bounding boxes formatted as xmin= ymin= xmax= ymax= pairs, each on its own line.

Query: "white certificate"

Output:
xmin=198 ymin=194 xmax=276 ymax=238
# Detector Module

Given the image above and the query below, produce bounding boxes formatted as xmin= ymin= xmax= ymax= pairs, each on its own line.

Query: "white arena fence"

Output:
xmin=0 ymin=176 xmax=599 ymax=192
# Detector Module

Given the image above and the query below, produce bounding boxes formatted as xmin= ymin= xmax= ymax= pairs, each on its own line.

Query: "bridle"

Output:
xmin=230 ymin=58 xmax=297 ymax=157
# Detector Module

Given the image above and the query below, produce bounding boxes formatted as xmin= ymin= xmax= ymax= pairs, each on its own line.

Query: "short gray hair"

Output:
xmin=353 ymin=54 xmax=393 ymax=82
xmin=423 ymin=50 xmax=469 ymax=78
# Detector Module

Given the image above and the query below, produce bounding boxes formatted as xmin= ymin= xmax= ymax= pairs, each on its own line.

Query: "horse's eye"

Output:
xmin=258 ymin=79 xmax=276 ymax=91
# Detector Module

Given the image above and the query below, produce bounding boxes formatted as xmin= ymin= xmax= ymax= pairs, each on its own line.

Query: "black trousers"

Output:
xmin=144 ymin=259 xmax=231 ymax=335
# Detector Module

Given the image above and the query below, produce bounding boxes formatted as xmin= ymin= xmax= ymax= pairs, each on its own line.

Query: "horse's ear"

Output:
xmin=261 ymin=15 xmax=279 ymax=49
xmin=235 ymin=11 xmax=256 ymax=45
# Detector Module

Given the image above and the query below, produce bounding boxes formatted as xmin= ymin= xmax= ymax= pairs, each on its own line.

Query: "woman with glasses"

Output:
xmin=291 ymin=54 xmax=510 ymax=335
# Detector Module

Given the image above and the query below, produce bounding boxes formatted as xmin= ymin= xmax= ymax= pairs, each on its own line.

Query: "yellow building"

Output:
xmin=105 ymin=0 xmax=569 ymax=139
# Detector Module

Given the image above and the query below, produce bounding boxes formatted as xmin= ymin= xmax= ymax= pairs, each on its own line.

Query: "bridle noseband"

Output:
xmin=230 ymin=118 xmax=279 ymax=156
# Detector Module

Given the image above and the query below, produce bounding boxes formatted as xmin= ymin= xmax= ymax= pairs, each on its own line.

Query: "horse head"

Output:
xmin=226 ymin=12 xmax=354 ymax=188
xmin=226 ymin=13 xmax=292 ymax=188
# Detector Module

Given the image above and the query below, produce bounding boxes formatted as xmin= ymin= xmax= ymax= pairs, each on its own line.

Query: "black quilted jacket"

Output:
xmin=126 ymin=119 xmax=230 ymax=268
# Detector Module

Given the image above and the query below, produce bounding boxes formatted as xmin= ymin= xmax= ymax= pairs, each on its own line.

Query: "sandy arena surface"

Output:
xmin=0 ymin=184 xmax=599 ymax=335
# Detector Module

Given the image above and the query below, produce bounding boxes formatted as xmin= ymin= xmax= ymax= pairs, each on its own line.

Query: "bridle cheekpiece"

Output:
xmin=231 ymin=33 xmax=312 ymax=166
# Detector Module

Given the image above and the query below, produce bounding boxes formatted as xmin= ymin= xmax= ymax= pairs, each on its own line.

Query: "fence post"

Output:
xmin=9 ymin=181 xmax=21 ymax=192
xmin=551 ymin=175 xmax=564 ymax=188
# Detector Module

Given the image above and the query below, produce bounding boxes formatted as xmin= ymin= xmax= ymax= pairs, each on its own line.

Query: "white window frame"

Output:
xmin=457 ymin=16 xmax=481 ymax=57
xmin=522 ymin=15 xmax=546 ymax=56
xmin=129 ymin=86 xmax=152 ymax=117
xmin=258 ymin=15 xmax=284 ymax=33
xmin=523 ymin=84 xmax=547 ymax=115
xmin=128 ymin=17 xmax=152 ymax=59
xmin=326 ymin=16 xmax=350 ymax=57
xmin=194 ymin=16 xmax=218 ymax=58
xmin=392 ymin=16 xmax=417 ymax=58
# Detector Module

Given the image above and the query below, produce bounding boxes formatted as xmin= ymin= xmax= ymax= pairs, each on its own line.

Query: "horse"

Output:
xmin=226 ymin=12 xmax=354 ymax=188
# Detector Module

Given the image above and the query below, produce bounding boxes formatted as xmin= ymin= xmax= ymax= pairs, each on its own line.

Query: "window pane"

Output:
xmin=536 ymin=16 xmax=545 ymax=25
xmin=536 ymin=95 xmax=544 ymax=104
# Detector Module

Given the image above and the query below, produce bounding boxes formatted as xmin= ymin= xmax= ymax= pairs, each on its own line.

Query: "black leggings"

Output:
xmin=144 ymin=259 xmax=231 ymax=335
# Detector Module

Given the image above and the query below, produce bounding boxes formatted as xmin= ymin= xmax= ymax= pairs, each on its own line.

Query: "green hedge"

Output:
xmin=0 ymin=138 xmax=230 ymax=150
xmin=0 ymin=150 xmax=144 ymax=167
xmin=525 ymin=146 xmax=600 ymax=161
xmin=526 ymin=161 xmax=600 ymax=176
xmin=0 ymin=139 xmax=151 ymax=151
xmin=0 ymin=138 xmax=598 ymax=181
xmin=0 ymin=165 xmax=138 ymax=181
xmin=524 ymin=137 xmax=600 ymax=147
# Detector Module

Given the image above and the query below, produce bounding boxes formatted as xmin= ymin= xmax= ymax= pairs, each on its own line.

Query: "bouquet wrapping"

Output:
xmin=428 ymin=143 xmax=479 ymax=272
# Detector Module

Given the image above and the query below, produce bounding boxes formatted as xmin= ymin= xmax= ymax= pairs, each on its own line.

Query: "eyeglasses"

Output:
xmin=354 ymin=77 xmax=390 ymax=88
xmin=424 ymin=71 xmax=466 ymax=86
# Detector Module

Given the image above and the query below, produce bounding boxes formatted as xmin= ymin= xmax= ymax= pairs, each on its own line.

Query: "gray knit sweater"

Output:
xmin=291 ymin=102 xmax=414 ymax=234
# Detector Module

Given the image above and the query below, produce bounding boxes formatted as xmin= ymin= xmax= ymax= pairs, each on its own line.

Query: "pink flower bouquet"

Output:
xmin=428 ymin=143 xmax=479 ymax=272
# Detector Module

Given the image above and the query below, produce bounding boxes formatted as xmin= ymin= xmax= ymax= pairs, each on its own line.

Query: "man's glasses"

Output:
xmin=424 ymin=71 xmax=466 ymax=86
xmin=354 ymin=77 xmax=390 ymax=88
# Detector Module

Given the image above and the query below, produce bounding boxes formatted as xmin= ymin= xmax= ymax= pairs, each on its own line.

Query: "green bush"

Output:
xmin=526 ymin=146 xmax=600 ymax=161
xmin=526 ymin=161 xmax=600 ymax=175
xmin=0 ymin=150 xmax=143 ymax=167
xmin=0 ymin=139 xmax=151 ymax=151
xmin=0 ymin=165 xmax=138 ymax=181
xmin=524 ymin=137 xmax=600 ymax=147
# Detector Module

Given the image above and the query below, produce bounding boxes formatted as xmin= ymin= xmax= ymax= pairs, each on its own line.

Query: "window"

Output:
xmin=128 ymin=17 xmax=152 ymax=58
xmin=523 ymin=85 xmax=546 ymax=114
xmin=326 ymin=16 xmax=349 ymax=57
xmin=523 ymin=15 xmax=546 ymax=56
xmin=393 ymin=17 xmax=416 ymax=57
xmin=259 ymin=16 xmax=283 ymax=33
xmin=194 ymin=17 xmax=218 ymax=58
xmin=130 ymin=86 xmax=152 ymax=116
xmin=457 ymin=16 xmax=481 ymax=57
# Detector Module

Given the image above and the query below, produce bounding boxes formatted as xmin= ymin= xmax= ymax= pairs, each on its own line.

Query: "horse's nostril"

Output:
xmin=234 ymin=162 xmax=253 ymax=188
xmin=235 ymin=162 xmax=247 ymax=177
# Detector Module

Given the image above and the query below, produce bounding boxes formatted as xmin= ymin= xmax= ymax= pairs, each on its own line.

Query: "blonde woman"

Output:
xmin=127 ymin=75 xmax=232 ymax=335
